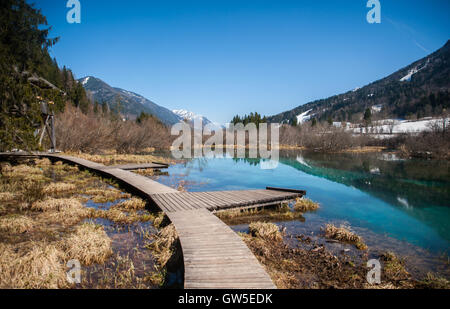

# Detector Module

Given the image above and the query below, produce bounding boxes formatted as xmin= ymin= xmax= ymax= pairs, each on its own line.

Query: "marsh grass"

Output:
xmin=249 ymin=222 xmax=283 ymax=241
xmin=85 ymin=188 xmax=131 ymax=203
xmin=240 ymin=226 xmax=368 ymax=289
xmin=42 ymin=183 xmax=77 ymax=195
xmin=380 ymin=251 xmax=412 ymax=284
xmin=89 ymin=208 xmax=153 ymax=225
xmin=417 ymin=273 xmax=450 ymax=289
xmin=0 ymin=192 xmax=15 ymax=202
xmin=216 ymin=205 xmax=305 ymax=225
xmin=293 ymin=198 xmax=320 ymax=212
xmin=80 ymin=253 xmax=157 ymax=289
xmin=134 ymin=169 xmax=156 ymax=177
xmin=31 ymin=198 xmax=85 ymax=212
xmin=0 ymin=215 xmax=34 ymax=234
xmin=0 ymin=241 xmax=67 ymax=289
xmin=66 ymin=153 xmax=174 ymax=166
xmin=146 ymin=224 xmax=180 ymax=268
xmin=113 ymin=197 xmax=147 ymax=211
xmin=60 ymin=222 xmax=112 ymax=266
xmin=323 ymin=224 xmax=368 ymax=250
xmin=0 ymin=159 xmax=165 ymax=289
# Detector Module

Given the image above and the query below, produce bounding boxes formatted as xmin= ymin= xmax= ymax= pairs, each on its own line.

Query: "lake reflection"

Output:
xmin=151 ymin=150 xmax=450 ymax=275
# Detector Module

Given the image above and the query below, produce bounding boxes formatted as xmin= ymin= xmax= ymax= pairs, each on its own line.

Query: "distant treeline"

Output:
xmin=231 ymin=112 xmax=268 ymax=126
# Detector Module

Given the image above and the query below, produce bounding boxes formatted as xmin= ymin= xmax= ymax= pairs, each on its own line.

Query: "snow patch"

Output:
xmin=296 ymin=110 xmax=313 ymax=124
xmin=371 ymin=105 xmax=383 ymax=113
xmin=81 ymin=77 xmax=90 ymax=85
xmin=400 ymin=60 xmax=429 ymax=82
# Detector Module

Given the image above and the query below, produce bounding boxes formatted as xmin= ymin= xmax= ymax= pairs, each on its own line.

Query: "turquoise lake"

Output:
xmin=152 ymin=150 xmax=450 ymax=277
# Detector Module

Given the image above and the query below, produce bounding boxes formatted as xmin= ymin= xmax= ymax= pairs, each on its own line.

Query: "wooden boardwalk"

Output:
xmin=0 ymin=152 xmax=306 ymax=289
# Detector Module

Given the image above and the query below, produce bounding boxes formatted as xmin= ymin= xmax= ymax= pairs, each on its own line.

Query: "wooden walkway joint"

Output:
xmin=0 ymin=152 xmax=306 ymax=289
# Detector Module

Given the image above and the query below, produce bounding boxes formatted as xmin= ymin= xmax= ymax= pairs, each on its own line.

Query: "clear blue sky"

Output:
xmin=35 ymin=0 xmax=449 ymax=123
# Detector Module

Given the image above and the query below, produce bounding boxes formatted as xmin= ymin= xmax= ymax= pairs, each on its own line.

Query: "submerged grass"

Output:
xmin=216 ymin=204 xmax=305 ymax=225
xmin=241 ymin=221 xmax=368 ymax=289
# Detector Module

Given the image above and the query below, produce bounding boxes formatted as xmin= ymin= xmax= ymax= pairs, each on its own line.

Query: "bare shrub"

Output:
xmin=55 ymin=105 xmax=173 ymax=153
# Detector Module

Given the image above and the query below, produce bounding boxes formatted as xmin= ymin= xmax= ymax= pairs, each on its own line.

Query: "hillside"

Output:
xmin=269 ymin=40 xmax=450 ymax=124
xmin=79 ymin=76 xmax=180 ymax=125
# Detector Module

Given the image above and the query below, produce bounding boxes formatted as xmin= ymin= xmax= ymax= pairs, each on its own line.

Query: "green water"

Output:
xmin=153 ymin=150 xmax=450 ymax=275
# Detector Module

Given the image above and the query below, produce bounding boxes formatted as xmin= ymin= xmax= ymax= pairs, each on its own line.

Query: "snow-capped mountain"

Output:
xmin=173 ymin=109 xmax=225 ymax=130
xmin=173 ymin=109 xmax=209 ymax=123
xmin=79 ymin=76 xmax=180 ymax=125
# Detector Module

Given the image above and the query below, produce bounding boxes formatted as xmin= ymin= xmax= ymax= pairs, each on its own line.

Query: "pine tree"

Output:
xmin=364 ymin=108 xmax=372 ymax=123
xmin=93 ymin=101 xmax=99 ymax=114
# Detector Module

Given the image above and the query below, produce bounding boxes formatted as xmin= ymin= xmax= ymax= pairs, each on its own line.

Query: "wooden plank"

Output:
xmin=266 ymin=187 xmax=307 ymax=195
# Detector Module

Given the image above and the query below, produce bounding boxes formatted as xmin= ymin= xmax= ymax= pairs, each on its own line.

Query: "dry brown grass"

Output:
xmin=146 ymin=224 xmax=179 ymax=268
xmin=31 ymin=198 xmax=84 ymax=212
xmin=89 ymin=208 xmax=152 ymax=225
xmin=134 ymin=169 xmax=156 ymax=176
xmin=0 ymin=192 xmax=15 ymax=202
xmin=152 ymin=212 xmax=166 ymax=229
xmin=38 ymin=207 xmax=91 ymax=226
xmin=2 ymin=164 xmax=47 ymax=182
xmin=34 ymin=158 xmax=52 ymax=166
xmin=249 ymin=222 xmax=283 ymax=241
xmin=215 ymin=204 xmax=305 ymax=225
xmin=323 ymin=224 xmax=368 ymax=250
xmin=42 ymin=183 xmax=77 ymax=195
xmin=85 ymin=188 xmax=131 ymax=203
xmin=0 ymin=242 xmax=67 ymax=289
xmin=59 ymin=222 xmax=112 ymax=266
xmin=113 ymin=197 xmax=147 ymax=211
xmin=65 ymin=153 xmax=173 ymax=166
xmin=293 ymin=198 xmax=320 ymax=212
xmin=0 ymin=215 xmax=34 ymax=234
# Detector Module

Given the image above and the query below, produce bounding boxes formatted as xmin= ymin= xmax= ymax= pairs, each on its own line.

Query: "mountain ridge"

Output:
xmin=79 ymin=76 xmax=180 ymax=125
xmin=268 ymin=40 xmax=450 ymax=124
